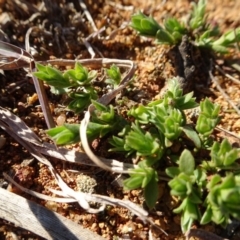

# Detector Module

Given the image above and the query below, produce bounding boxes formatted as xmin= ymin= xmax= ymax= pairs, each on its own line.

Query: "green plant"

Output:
xmin=46 ymin=123 xmax=80 ymax=145
xmin=201 ymin=174 xmax=240 ymax=227
xmin=34 ymin=53 xmax=240 ymax=234
xmin=105 ymin=64 xmax=122 ymax=88
xmin=46 ymin=99 xmax=128 ymax=145
xmin=39 ymin=63 xmax=240 ymax=232
xmin=34 ymin=62 xmax=98 ymax=113
xmin=34 ymin=63 xmax=129 ymax=144
xmin=166 ymin=150 xmax=206 ymax=232
xmin=130 ymin=0 xmax=240 ymax=53
xmin=108 ymin=78 xmax=240 ymax=233
xmin=124 ymin=160 xmax=159 ymax=209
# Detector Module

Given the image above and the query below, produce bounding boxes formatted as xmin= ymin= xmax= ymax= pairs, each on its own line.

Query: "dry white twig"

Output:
xmin=82 ymin=38 xmax=96 ymax=58
xmin=209 ymin=70 xmax=240 ymax=115
xmin=215 ymin=64 xmax=240 ymax=85
xmin=0 ymin=106 xmax=136 ymax=170
xmin=78 ymin=0 xmax=98 ymax=32
xmin=216 ymin=126 xmax=240 ymax=140
xmin=25 ymin=27 xmax=56 ymax=128
xmin=80 ymin=60 xmax=136 ymax=172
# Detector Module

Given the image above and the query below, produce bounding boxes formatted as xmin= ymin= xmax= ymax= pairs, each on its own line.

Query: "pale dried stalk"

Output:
xmin=25 ymin=27 xmax=55 ymax=128
xmin=80 ymin=111 xmax=129 ymax=173
xmin=80 ymin=59 xmax=136 ymax=172
xmin=209 ymin=70 xmax=240 ymax=115
xmin=0 ymin=110 xmax=149 ymax=217
xmin=3 ymin=173 xmax=74 ymax=203
xmin=0 ymin=106 xmax=136 ymax=170
xmin=0 ymin=40 xmax=32 ymax=69
xmin=216 ymin=126 xmax=240 ymax=140
xmin=78 ymin=0 xmax=98 ymax=32
xmin=215 ymin=64 xmax=240 ymax=85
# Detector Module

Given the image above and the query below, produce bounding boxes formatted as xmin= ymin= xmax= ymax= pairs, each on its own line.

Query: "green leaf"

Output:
xmin=144 ymin=172 xmax=159 ymax=209
xmin=105 ymin=64 xmax=122 ymax=87
xmin=46 ymin=124 xmax=80 ymax=145
xmin=124 ymin=175 xmax=143 ymax=189
xmin=201 ymin=205 xmax=213 ymax=225
xmin=91 ymin=100 xmax=108 ymax=112
xmin=189 ymin=0 xmax=207 ymax=30
xmin=207 ymin=174 xmax=221 ymax=189
xmin=200 ymin=98 xmax=220 ymax=119
xmin=173 ymin=198 xmax=187 ymax=214
xmin=108 ymin=135 xmax=126 ymax=152
xmin=179 ymin=198 xmax=199 ymax=233
xmin=130 ymin=12 xmax=161 ymax=36
xmin=179 ymin=149 xmax=195 ymax=175
xmin=213 ymin=28 xmax=240 ymax=47
xmin=185 ymin=199 xmax=199 ymax=220
xmin=164 ymin=78 xmax=198 ymax=110
xmin=35 ymin=62 xmax=47 ymax=72
xmin=87 ymin=122 xmax=112 ymax=140
xmin=224 ymin=148 xmax=240 ymax=166
xmin=164 ymin=18 xmax=186 ymax=35
xmin=156 ymin=28 xmax=175 ymax=45
xmin=65 ymin=63 xmax=87 ymax=82
xmin=194 ymin=169 xmax=207 ymax=188
xmin=141 ymin=167 xmax=155 ymax=188
xmin=128 ymin=105 xmax=151 ymax=124
xmin=196 ymin=114 xmax=219 ymax=137
xmin=68 ymin=94 xmax=91 ymax=113
xmin=34 ymin=63 xmax=71 ymax=88
xmin=211 ymin=208 xmax=225 ymax=225
xmin=211 ymin=44 xmax=228 ymax=53
xmin=169 ymin=176 xmax=188 ymax=197
xmin=220 ymin=188 xmax=240 ymax=204
xmin=125 ymin=122 xmax=161 ymax=157
xmin=165 ymin=167 xmax=180 ymax=178
xmin=219 ymin=174 xmax=235 ymax=189
xmin=182 ymin=126 xmax=201 ymax=148
xmin=188 ymin=191 xmax=202 ymax=204
xmin=210 ymin=139 xmax=240 ymax=167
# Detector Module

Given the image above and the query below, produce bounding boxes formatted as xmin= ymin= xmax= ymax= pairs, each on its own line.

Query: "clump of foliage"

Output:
xmin=34 ymin=62 xmax=127 ymax=145
xmin=109 ymin=78 xmax=240 ymax=233
xmin=34 ymin=62 xmax=98 ymax=113
xmin=130 ymin=0 xmax=240 ymax=53
xmin=34 ymin=61 xmax=240 ymax=232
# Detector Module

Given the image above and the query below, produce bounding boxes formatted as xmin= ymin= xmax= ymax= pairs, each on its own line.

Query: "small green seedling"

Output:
xmin=34 ymin=62 xmax=98 ymax=113
xmin=131 ymin=0 xmax=240 ymax=53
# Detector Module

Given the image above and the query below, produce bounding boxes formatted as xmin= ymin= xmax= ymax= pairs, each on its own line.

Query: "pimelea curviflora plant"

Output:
xmin=109 ymin=78 xmax=240 ymax=233
xmin=34 ymin=59 xmax=240 ymax=233
xmin=34 ymin=62 xmax=128 ymax=145
xmin=130 ymin=0 xmax=240 ymax=53
xmin=34 ymin=62 xmax=98 ymax=113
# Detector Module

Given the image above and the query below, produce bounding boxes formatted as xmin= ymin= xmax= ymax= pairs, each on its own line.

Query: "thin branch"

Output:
xmin=78 ymin=0 xmax=98 ymax=32
xmin=215 ymin=64 xmax=240 ymax=85
xmin=25 ymin=27 xmax=55 ymax=129
xmin=209 ymin=70 xmax=240 ymax=115
xmin=216 ymin=126 xmax=240 ymax=140
xmin=80 ymin=60 xmax=136 ymax=173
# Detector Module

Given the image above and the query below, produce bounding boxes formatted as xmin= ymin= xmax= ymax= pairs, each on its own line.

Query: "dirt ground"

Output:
xmin=0 ymin=0 xmax=240 ymax=239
